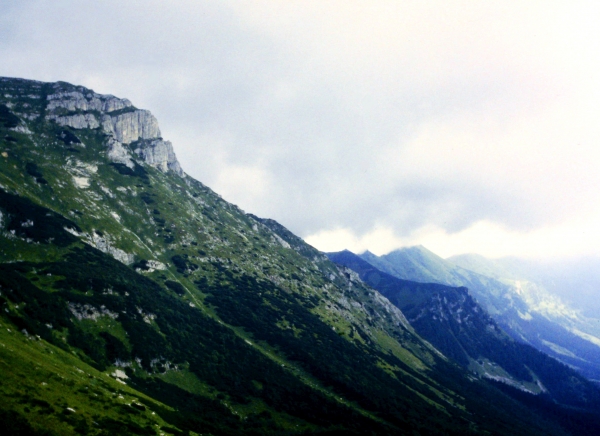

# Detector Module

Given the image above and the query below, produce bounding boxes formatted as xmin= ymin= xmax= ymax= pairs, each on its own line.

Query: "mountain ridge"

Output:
xmin=361 ymin=246 xmax=600 ymax=382
xmin=447 ymin=252 xmax=600 ymax=381
xmin=0 ymin=76 xmax=595 ymax=435
xmin=328 ymin=250 xmax=600 ymax=402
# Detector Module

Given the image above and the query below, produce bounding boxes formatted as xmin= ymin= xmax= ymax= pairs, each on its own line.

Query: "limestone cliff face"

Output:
xmin=49 ymin=113 xmax=100 ymax=130
xmin=101 ymin=110 xmax=161 ymax=144
xmin=106 ymin=137 xmax=136 ymax=169
xmin=45 ymin=86 xmax=182 ymax=176
xmin=47 ymin=90 xmax=133 ymax=113
xmin=134 ymin=139 xmax=183 ymax=176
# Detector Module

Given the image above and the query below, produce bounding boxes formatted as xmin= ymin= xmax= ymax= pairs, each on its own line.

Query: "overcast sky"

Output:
xmin=2 ymin=0 xmax=600 ymax=259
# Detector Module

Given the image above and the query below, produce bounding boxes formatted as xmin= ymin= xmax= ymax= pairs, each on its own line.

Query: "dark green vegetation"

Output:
xmin=362 ymin=247 xmax=600 ymax=382
xmin=0 ymin=76 xmax=596 ymax=435
xmin=328 ymin=250 xmax=600 ymax=435
xmin=0 ymin=103 xmax=20 ymax=128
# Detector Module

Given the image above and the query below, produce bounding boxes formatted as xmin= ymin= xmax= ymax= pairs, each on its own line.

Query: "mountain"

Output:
xmin=361 ymin=246 xmax=600 ymax=382
xmin=522 ymin=256 xmax=600 ymax=317
xmin=360 ymin=247 xmax=470 ymax=285
xmin=328 ymin=250 xmax=600 ymax=405
xmin=450 ymin=253 xmax=600 ymax=317
xmin=361 ymin=246 xmax=518 ymax=311
xmin=0 ymin=76 xmax=596 ymax=435
xmin=448 ymin=253 xmax=600 ymax=382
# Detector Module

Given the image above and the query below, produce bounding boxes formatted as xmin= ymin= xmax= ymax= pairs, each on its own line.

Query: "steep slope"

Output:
xmin=329 ymin=251 xmax=599 ymax=396
xmin=449 ymin=253 xmax=600 ymax=382
xmin=362 ymin=246 xmax=600 ymax=381
xmin=361 ymin=247 xmax=465 ymax=285
xmin=0 ymin=76 xmax=586 ymax=435
xmin=330 ymin=250 xmax=600 ymax=435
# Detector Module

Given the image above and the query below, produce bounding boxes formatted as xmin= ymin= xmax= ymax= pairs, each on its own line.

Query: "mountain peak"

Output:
xmin=388 ymin=244 xmax=437 ymax=256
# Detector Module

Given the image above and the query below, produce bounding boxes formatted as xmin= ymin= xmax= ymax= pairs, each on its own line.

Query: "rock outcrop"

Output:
xmin=107 ymin=138 xmax=135 ymax=169
xmin=134 ymin=139 xmax=183 ymax=176
xmin=101 ymin=110 xmax=161 ymax=144
xmin=47 ymin=90 xmax=133 ymax=113
xmin=45 ymin=86 xmax=182 ymax=176
xmin=49 ymin=113 xmax=100 ymax=130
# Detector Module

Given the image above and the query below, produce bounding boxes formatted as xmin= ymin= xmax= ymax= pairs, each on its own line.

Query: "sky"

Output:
xmin=2 ymin=0 xmax=600 ymax=259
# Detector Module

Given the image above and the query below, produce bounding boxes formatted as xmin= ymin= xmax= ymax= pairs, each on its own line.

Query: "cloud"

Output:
xmin=2 ymin=1 xmax=600 ymax=258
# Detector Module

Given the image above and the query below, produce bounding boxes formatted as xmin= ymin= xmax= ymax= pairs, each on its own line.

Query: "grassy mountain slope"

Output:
xmin=329 ymin=250 xmax=600 ymax=435
xmin=360 ymin=247 xmax=518 ymax=316
xmin=363 ymin=246 xmax=600 ymax=381
xmin=330 ymin=251 xmax=598 ymax=397
xmin=0 ymin=76 xmax=583 ymax=435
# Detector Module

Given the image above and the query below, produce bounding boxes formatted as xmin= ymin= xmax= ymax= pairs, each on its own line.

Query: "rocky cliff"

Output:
xmin=36 ymin=79 xmax=183 ymax=176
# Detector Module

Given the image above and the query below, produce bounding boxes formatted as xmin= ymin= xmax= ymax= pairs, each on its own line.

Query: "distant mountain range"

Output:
xmin=358 ymin=246 xmax=600 ymax=382
xmin=2 ymin=76 xmax=600 ymax=435
xmin=449 ymin=253 xmax=600 ymax=317
xmin=327 ymin=250 xmax=600 ymax=402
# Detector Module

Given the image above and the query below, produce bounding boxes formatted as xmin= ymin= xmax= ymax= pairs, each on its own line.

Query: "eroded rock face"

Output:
xmin=47 ymin=91 xmax=132 ymax=113
xmin=49 ymin=113 xmax=100 ymax=130
xmin=134 ymin=139 xmax=183 ymax=176
xmin=107 ymin=138 xmax=135 ymax=169
xmin=101 ymin=110 xmax=161 ymax=144
xmin=45 ymin=86 xmax=182 ymax=176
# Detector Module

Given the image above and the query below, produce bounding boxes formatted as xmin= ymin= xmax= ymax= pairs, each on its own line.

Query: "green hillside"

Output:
xmin=0 ymin=76 xmax=588 ymax=435
xmin=329 ymin=250 xmax=600 ymax=421
xmin=361 ymin=247 xmax=600 ymax=382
